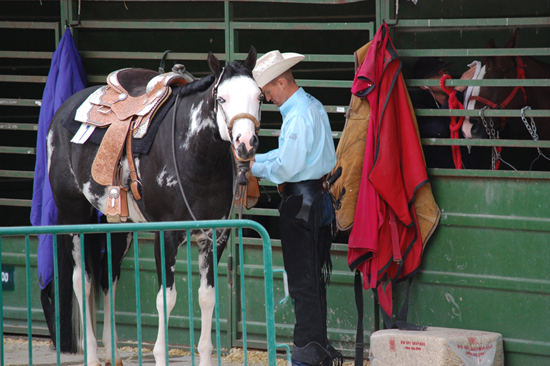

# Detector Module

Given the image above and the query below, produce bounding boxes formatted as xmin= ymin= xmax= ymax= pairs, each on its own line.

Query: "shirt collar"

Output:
xmin=279 ymin=87 xmax=305 ymax=118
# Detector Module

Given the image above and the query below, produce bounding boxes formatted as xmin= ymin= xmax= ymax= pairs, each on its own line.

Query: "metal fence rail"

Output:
xmin=0 ymin=219 xmax=287 ymax=366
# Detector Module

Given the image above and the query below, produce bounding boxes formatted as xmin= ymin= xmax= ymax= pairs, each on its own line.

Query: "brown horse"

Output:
xmin=464 ymin=28 xmax=550 ymax=170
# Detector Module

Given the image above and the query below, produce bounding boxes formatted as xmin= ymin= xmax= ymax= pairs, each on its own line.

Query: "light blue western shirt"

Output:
xmin=251 ymin=87 xmax=336 ymax=184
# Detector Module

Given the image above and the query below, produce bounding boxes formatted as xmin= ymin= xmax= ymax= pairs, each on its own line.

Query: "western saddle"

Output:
xmin=74 ymin=66 xmax=195 ymax=222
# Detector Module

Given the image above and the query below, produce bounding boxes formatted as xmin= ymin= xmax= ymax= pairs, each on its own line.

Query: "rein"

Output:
xmin=170 ymin=71 xmax=257 ymax=244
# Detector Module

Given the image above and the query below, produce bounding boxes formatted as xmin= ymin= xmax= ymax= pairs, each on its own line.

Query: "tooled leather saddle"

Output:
xmin=74 ymin=67 xmax=193 ymax=221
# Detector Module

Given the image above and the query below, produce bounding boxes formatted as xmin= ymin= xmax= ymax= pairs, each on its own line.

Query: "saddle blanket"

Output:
xmin=62 ymin=86 xmax=177 ymax=155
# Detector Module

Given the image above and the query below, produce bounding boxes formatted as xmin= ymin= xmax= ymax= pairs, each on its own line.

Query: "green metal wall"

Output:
xmin=1 ymin=0 xmax=550 ymax=364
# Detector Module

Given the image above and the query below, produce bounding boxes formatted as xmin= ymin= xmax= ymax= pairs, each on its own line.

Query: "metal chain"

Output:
xmin=520 ymin=106 xmax=550 ymax=170
xmin=479 ymin=107 xmax=518 ymax=170
xmin=521 ymin=106 xmax=539 ymax=141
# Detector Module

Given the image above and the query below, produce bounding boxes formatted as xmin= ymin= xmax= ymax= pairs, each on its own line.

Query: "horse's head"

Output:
xmin=208 ymin=47 xmax=261 ymax=161
xmin=463 ymin=28 xmax=525 ymax=139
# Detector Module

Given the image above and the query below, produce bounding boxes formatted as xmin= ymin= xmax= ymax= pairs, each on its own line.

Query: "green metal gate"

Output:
xmin=0 ymin=219 xmax=286 ymax=365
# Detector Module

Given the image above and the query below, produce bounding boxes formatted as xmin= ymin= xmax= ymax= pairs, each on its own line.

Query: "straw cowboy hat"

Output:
xmin=252 ymin=50 xmax=305 ymax=88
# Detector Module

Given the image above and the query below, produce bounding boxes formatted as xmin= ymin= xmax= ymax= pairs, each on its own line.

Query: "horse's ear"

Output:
xmin=243 ymin=46 xmax=257 ymax=71
xmin=486 ymin=38 xmax=496 ymax=49
xmin=208 ymin=52 xmax=222 ymax=76
xmin=504 ymin=28 xmax=520 ymax=49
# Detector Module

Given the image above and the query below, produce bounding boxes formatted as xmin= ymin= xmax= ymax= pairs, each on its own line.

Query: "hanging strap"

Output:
xmin=374 ymin=277 xmax=427 ymax=331
xmin=353 ymin=270 xmax=365 ymax=366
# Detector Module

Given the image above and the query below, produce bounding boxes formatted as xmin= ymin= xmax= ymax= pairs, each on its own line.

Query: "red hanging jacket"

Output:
xmin=349 ymin=23 xmax=429 ymax=320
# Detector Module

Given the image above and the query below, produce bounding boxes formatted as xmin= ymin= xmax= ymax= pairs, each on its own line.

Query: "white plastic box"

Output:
xmin=369 ymin=327 xmax=504 ymax=366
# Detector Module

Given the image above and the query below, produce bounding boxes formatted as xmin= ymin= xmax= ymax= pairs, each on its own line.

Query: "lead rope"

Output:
xmin=439 ymin=74 xmax=464 ymax=169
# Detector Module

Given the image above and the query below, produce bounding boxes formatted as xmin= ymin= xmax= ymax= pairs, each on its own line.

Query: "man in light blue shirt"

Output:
xmin=251 ymin=50 xmax=340 ymax=366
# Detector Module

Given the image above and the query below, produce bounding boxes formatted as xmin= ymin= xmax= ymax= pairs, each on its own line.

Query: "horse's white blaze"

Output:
xmin=197 ymin=283 xmax=216 ymax=366
xmin=216 ymin=76 xmax=261 ymax=156
xmin=153 ymin=285 xmax=178 ymax=366
xmin=71 ymin=234 xmax=101 ymax=366
xmin=103 ymin=282 xmax=122 ymax=366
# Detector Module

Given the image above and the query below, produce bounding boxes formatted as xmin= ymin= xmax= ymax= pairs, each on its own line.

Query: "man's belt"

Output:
xmin=278 ymin=178 xmax=326 ymax=222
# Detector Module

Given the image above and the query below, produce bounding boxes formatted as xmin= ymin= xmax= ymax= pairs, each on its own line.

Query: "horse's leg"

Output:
xmin=197 ymin=246 xmax=215 ymax=366
xmin=70 ymin=232 xmax=101 ymax=366
xmin=153 ymin=231 xmax=182 ymax=366
xmin=196 ymin=229 xmax=228 ymax=366
xmin=101 ymin=231 xmax=133 ymax=366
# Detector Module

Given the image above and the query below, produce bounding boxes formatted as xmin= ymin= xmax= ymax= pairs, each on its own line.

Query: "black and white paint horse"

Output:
xmin=463 ymin=28 xmax=550 ymax=170
xmin=45 ymin=47 xmax=260 ymax=366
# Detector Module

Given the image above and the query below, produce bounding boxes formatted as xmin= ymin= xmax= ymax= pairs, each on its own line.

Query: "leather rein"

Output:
xmin=170 ymin=68 xmax=259 ymax=243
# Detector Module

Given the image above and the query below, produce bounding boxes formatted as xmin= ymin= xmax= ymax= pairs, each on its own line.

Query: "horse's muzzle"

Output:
xmin=466 ymin=117 xmax=490 ymax=139
xmin=236 ymin=134 xmax=258 ymax=161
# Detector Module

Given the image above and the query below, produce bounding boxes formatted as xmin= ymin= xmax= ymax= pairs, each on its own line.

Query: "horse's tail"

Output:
xmin=48 ymin=232 xmax=101 ymax=354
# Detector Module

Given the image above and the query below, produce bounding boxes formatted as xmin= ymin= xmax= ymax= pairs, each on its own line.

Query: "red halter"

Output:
xmin=467 ymin=56 xmax=527 ymax=170
xmin=469 ymin=56 xmax=527 ymax=109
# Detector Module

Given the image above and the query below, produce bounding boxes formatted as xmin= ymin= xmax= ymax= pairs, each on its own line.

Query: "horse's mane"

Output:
xmin=174 ymin=74 xmax=216 ymax=98
xmin=222 ymin=60 xmax=254 ymax=80
xmin=172 ymin=59 xmax=253 ymax=99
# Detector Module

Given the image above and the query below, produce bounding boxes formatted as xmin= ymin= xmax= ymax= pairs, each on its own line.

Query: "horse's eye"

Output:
xmin=217 ymin=97 xmax=226 ymax=104
xmin=259 ymin=94 xmax=264 ymax=102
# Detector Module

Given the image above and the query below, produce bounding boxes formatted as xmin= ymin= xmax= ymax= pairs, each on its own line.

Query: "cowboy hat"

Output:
xmin=252 ymin=50 xmax=305 ymax=88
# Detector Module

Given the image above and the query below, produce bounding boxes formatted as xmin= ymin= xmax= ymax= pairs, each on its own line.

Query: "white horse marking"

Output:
xmin=103 ymin=282 xmax=123 ymax=366
xmin=215 ymin=76 xmax=261 ymax=157
xmin=71 ymin=234 xmax=101 ymax=366
xmin=83 ymin=181 xmax=107 ymax=214
xmin=155 ymin=166 xmax=177 ymax=187
xmin=197 ymin=283 xmax=216 ymax=366
xmin=153 ymin=286 xmax=178 ymax=366
xmin=181 ymin=101 xmax=216 ymax=150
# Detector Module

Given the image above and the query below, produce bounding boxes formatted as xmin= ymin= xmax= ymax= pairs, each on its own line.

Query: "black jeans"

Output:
xmin=279 ymin=193 xmax=332 ymax=364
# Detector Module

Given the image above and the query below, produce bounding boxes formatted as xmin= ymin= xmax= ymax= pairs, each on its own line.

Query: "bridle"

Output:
xmin=169 ymin=68 xmax=261 ymax=244
xmin=212 ymin=67 xmax=262 ymax=162
xmin=469 ymin=56 xmax=527 ymax=110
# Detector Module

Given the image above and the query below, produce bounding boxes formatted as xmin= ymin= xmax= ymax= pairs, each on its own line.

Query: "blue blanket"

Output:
xmin=30 ymin=29 xmax=87 ymax=289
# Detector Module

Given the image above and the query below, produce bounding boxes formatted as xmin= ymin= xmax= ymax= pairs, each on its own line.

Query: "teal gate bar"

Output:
xmin=0 ymin=219 xmax=287 ymax=366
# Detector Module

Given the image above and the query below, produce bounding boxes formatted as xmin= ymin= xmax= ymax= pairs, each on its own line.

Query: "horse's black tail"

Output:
xmin=42 ymin=232 xmax=101 ymax=354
